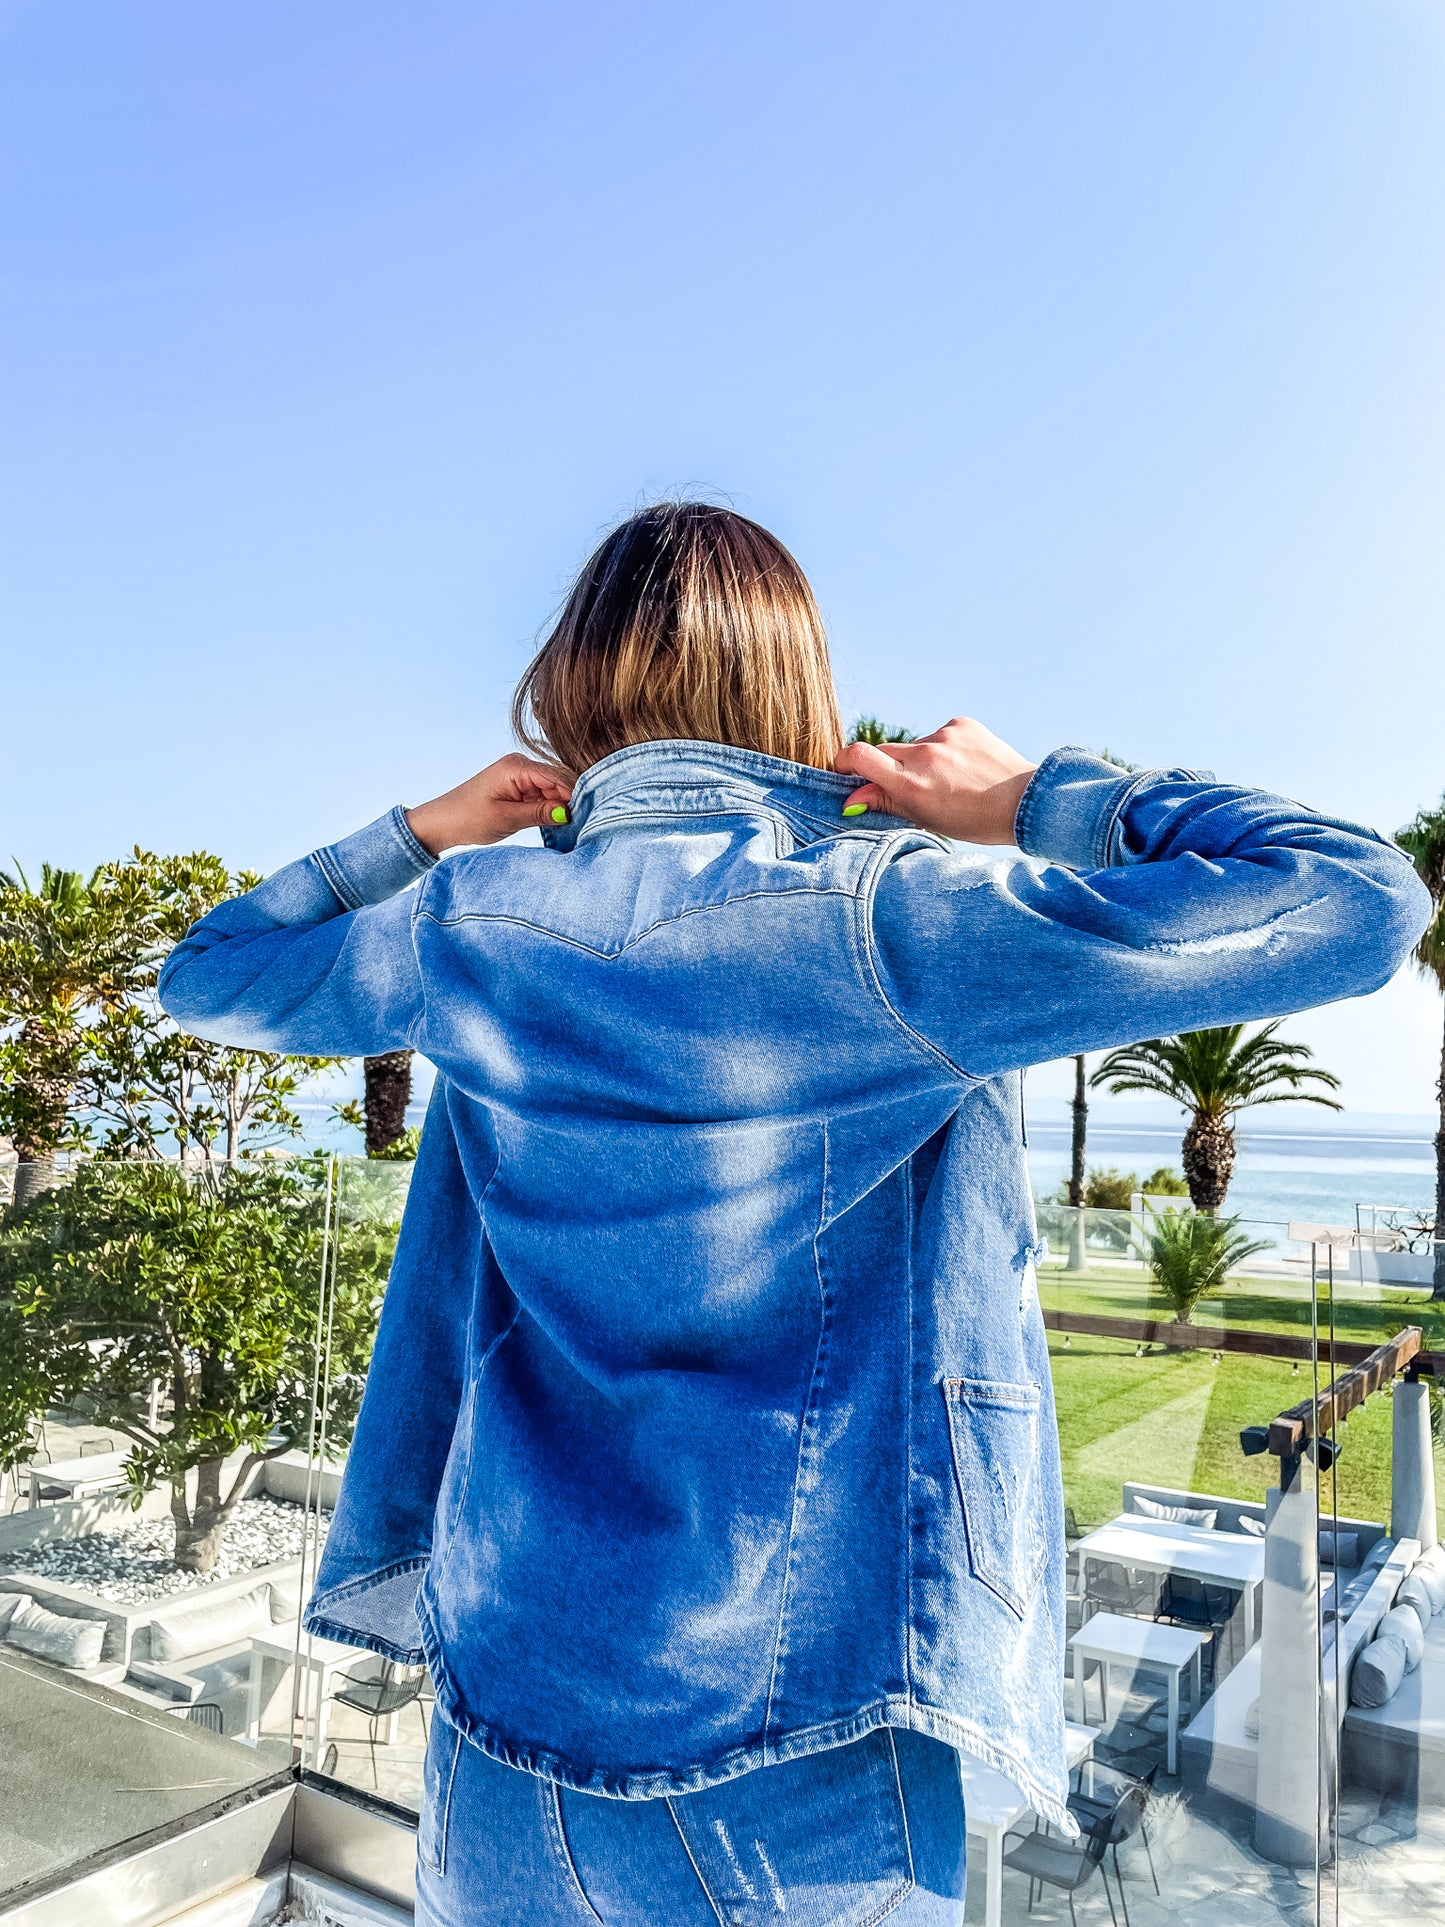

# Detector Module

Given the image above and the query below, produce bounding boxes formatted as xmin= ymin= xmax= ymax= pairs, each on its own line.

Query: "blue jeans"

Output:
xmin=415 ymin=1719 xmax=968 ymax=1925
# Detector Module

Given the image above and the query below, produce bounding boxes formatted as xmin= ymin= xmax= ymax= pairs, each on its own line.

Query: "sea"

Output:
xmin=1022 ymin=1097 xmax=1437 ymax=1234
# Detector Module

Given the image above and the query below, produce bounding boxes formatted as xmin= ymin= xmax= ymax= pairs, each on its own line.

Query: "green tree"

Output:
xmin=1397 ymin=796 xmax=1445 ymax=1297
xmin=72 ymin=849 xmax=342 ymax=1166
xmin=0 ymin=1160 xmax=396 ymax=1570
xmin=1138 ymin=1208 xmax=1270 ymax=1324
xmin=0 ymin=863 xmax=152 ymax=1205
xmin=1091 ymin=1022 xmax=1341 ymax=1211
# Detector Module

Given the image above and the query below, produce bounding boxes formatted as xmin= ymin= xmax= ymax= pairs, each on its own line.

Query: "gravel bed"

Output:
xmin=0 ymin=1497 xmax=330 ymax=1604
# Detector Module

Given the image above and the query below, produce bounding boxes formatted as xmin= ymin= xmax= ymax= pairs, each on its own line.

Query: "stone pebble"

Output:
xmin=0 ymin=1496 xmax=331 ymax=1604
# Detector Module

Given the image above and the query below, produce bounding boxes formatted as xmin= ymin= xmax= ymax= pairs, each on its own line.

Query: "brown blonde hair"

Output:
xmin=512 ymin=503 xmax=843 ymax=775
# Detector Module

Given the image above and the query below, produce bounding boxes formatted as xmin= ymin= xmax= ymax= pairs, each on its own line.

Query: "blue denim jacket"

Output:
xmin=159 ymin=743 xmax=1428 ymax=1830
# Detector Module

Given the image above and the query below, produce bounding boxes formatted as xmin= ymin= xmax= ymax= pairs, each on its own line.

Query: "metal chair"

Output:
xmin=1154 ymin=1573 xmax=1235 ymax=1682
xmin=327 ymin=1661 xmax=430 ymax=1787
xmin=184 ymin=1702 xmax=226 ymax=1735
xmin=1082 ymin=1556 xmax=1157 ymax=1621
xmin=1002 ymin=1793 xmax=1129 ymax=1926
xmin=79 ymin=1437 xmax=118 ymax=1457
xmin=1068 ymin=1760 xmax=1160 ymax=1905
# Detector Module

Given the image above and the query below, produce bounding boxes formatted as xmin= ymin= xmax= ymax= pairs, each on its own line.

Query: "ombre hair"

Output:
xmin=512 ymin=504 xmax=844 ymax=776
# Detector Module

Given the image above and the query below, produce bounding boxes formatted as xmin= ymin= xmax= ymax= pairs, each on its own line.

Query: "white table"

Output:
xmin=242 ymin=1631 xmax=376 ymax=1748
xmin=1075 ymin=1516 xmax=1265 ymax=1647
xmin=27 ymin=1449 xmax=131 ymax=1508
xmin=1069 ymin=1610 xmax=1205 ymax=1775
xmin=959 ymin=1721 xmax=1096 ymax=1927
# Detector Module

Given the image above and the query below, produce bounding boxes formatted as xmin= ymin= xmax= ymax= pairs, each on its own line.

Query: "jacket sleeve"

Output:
xmin=157 ymin=805 xmax=436 ymax=1057
xmin=866 ymin=746 xmax=1433 ymax=1080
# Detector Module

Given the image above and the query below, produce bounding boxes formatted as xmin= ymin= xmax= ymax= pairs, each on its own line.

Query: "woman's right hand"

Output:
xmin=834 ymin=718 xmax=1038 ymax=845
xmin=406 ymin=754 xmax=575 ymax=855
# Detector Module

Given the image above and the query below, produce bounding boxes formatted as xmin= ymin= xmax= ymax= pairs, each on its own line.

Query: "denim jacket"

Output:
xmin=159 ymin=743 xmax=1428 ymax=1830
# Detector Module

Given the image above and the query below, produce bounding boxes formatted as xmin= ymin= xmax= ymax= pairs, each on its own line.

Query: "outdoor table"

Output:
xmin=1075 ymin=1516 xmax=1265 ymax=1647
xmin=1068 ymin=1609 xmax=1206 ymax=1775
xmin=959 ymin=1720 xmax=1095 ymax=1927
xmin=242 ymin=1631 xmax=377 ymax=1747
xmin=27 ymin=1449 xmax=131 ymax=1509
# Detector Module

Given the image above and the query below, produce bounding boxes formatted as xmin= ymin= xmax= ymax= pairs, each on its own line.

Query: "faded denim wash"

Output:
xmin=159 ymin=741 xmax=1429 ymax=1831
xmin=414 ymin=1714 xmax=967 ymax=1925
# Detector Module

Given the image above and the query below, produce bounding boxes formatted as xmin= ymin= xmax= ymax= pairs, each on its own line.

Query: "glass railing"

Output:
xmin=1040 ymin=1203 xmax=1445 ymax=1927
xmin=6 ymin=1155 xmax=1442 ymax=1923
xmin=0 ymin=1152 xmax=387 ymax=1909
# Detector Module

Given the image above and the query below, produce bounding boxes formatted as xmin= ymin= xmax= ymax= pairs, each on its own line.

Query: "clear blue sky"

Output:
xmin=3 ymin=1 xmax=1442 ymax=1114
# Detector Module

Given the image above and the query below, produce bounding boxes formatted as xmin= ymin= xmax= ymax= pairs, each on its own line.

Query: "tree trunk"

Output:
xmin=1068 ymin=1054 xmax=1090 ymax=1271
xmin=363 ymin=1050 xmax=413 ymax=1156
xmin=1433 ymin=1003 xmax=1445 ymax=1299
xmin=1069 ymin=1056 xmax=1088 ymax=1206
xmin=172 ymin=1459 xmax=227 ymax=1573
xmin=11 ymin=1152 xmax=59 ymax=1208
xmin=1182 ymin=1112 xmax=1235 ymax=1212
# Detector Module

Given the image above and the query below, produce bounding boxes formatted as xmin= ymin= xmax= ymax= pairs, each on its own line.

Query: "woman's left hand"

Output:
xmin=406 ymin=755 xmax=575 ymax=854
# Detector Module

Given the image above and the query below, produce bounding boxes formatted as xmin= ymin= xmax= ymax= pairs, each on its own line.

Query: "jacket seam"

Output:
xmin=415 ymin=883 xmax=867 ymax=960
xmin=312 ymin=845 xmax=362 ymax=912
xmin=762 ymin=1117 xmax=832 ymax=1753
xmin=852 ymin=831 xmax=982 ymax=1083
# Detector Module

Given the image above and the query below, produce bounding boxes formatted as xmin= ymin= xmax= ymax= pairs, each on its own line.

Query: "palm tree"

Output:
xmin=1397 ymin=797 xmax=1445 ymax=1296
xmin=363 ymin=1050 xmax=413 ymax=1156
xmin=849 ymin=717 xmax=915 ymax=745
xmin=1090 ymin=1023 xmax=1341 ymax=1212
xmin=1139 ymin=1209 xmax=1270 ymax=1324
xmin=0 ymin=864 xmax=142 ymax=1206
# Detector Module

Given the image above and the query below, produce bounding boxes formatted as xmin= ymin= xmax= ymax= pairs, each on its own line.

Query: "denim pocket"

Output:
xmin=668 ymin=1728 xmax=913 ymax=1926
xmin=417 ymin=1715 xmax=463 ymax=1877
xmin=942 ymin=1376 xmax=1047 ymax=1620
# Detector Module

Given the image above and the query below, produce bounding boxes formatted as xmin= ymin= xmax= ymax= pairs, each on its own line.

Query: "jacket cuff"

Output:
xmin=313 ymin=805 xmax=437 ymax=911
xmin=1012 ymin=748 xmax=1146 ymax=870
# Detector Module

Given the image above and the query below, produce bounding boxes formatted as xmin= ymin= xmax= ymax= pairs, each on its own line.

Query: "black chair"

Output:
xmin=1002 ymin=1794 xmax=1131 ymax=1927
xmin=1082 ymin=1557 xmax=1157 ymax=1621
xmin=1069 ymin=1760 xmax=1160 ymax=1904
xmin=327 ymin=1661 xmax=430 ymax=1787
xmin=1154 ymin=1574 xmax=1235 ymax=1682
xmin=184 ymin=1702 xmax=226 ymax=1734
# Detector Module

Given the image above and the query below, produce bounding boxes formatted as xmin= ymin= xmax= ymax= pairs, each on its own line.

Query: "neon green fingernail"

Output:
xmin=842 ymin=802 xmax=868 ymax=817
xmin=550 ymin=805 xmax=569 ymax=824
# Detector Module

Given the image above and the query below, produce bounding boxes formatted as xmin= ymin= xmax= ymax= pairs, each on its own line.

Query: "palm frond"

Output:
xmin=1092 ymin=1020 xmax=1339 ymax=1119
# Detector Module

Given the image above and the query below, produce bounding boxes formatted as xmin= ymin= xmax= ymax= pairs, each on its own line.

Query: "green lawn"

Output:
xmin=1048 ymin=1329 xmax=1438 ymax=1538
xmin=1040 ymin=1256 xmax=1445 ymax=1351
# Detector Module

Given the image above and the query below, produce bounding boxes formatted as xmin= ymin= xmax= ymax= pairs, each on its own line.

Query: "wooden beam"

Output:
xmin=1043 ymin=1308 xmax=1441 ymax=1377
xmin=1266 ymin=1327 xmax=1422 ymax=1457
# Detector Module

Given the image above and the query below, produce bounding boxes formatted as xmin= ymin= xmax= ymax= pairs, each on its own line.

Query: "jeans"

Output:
xmin=415 ymin=1718 xmax=968 ymax=1925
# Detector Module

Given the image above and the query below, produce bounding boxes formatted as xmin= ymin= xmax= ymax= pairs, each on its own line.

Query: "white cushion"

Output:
xmin=1351 ymin=1630 xmax=1409 ymax=1709
xmin=1396 ymin=1572 xmax=1443 ymax=1628
xmin=1378 ymin=1603 xmax=1426 ymax=1669
xmin=1237 ymin=1516 xmax=1266 ymax=1537
xmin=0 ymin=1592 xmax=26 ymax=1632
xmin=1414 ymin=1543 xmax=1445 ymax=1583
xmin=269 ymin=1583 xmax=302 ymax=1626
xmin=1362 ymin=1537 xmax=1394 ymax=1572
xmin=5 ymin=1596 xmax=107 ymax=1670
xmin=1319 ymin=1530 xmax=1359 ymax=1568
xmin=1133 ymin=1495 xmax=1219 ymax=1529
xmin=148 ymin=1583 xmax=273 ymax=1662
xmin=1406 ymin=1555 xmax=1445 ymax=1617
xmin=1243 ymin=1697 xmax=1261 ymax=1740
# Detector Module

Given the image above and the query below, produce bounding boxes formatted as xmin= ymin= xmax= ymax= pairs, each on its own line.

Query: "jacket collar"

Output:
xmin=541 ymin=739 xmax=910 ymax=852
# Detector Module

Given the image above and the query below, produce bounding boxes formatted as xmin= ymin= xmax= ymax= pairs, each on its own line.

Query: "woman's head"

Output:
xmin=512 ymin=503 xmax=843 ymax=775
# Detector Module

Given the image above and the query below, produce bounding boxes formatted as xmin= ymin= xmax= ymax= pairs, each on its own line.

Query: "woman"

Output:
xmin=160 ymin=504 xmax=1427 ymax=1924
